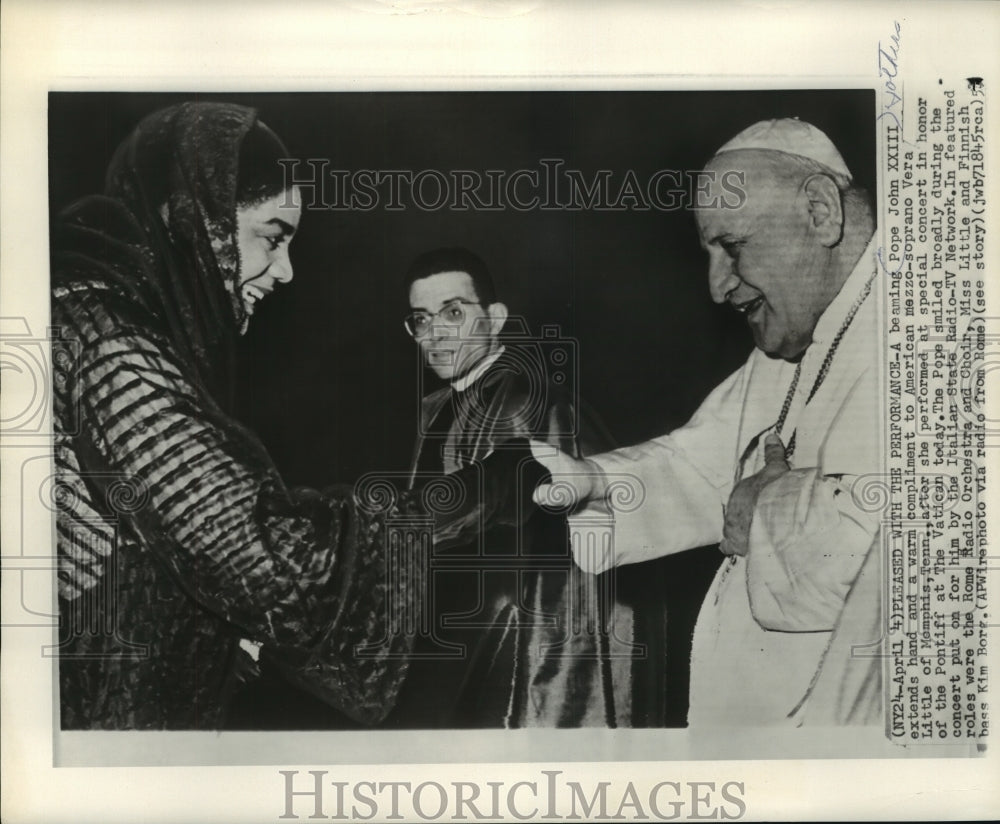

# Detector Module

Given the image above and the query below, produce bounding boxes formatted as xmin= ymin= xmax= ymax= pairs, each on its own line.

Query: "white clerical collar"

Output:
xmin=810 ymin=233 xmax=878 ymax=347
xmin=451 ymin=345 xmax=506 ymax=392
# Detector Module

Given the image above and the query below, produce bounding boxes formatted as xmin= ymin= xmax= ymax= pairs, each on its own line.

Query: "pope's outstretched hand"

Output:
xmin=530 ymin=440 xmax=607 ymax=510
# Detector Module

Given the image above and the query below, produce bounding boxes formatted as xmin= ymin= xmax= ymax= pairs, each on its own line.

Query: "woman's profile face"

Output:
xmin=236 ymin=185 xmax=302 ymax=318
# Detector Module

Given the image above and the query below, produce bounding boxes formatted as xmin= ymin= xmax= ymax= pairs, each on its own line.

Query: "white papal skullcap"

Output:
xmin=714 ymin=118 xmax=852 ymax=181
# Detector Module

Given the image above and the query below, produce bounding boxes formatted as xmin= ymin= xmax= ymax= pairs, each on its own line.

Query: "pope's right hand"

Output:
xmin=529 ymin=440 xmax=604 ymax=510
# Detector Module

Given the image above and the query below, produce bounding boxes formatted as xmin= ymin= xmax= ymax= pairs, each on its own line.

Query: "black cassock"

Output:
xmin=384 ymin=344 xmax=665 ymax=728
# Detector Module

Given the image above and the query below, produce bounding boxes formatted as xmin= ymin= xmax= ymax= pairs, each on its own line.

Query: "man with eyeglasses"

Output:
xmin=385 ymin=246 xmax=641 ymax=729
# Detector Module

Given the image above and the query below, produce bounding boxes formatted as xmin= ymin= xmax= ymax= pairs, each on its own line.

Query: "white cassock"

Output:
xmin=571 ymin=236 xmax=884 ymax=726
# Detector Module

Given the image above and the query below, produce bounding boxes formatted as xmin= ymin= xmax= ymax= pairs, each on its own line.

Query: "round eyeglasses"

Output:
xmin=404 ymin=299 xmax=482 ymax=338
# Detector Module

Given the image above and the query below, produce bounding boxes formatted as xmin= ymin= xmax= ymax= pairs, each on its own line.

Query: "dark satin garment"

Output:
xmin=385 ymin=347 xmax=641 ymax=728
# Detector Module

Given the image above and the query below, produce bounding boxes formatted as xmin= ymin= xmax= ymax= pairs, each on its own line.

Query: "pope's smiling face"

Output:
xmin=696 ymin=151 xmax=839 ymax=360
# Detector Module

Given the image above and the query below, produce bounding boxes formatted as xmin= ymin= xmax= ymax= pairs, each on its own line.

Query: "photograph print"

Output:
xmin=47 ymin=88 xmax=881 ymax=738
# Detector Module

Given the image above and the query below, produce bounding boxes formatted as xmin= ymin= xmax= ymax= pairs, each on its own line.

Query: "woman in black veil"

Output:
xmin=51 ymin=102 xmax=542 ymax=730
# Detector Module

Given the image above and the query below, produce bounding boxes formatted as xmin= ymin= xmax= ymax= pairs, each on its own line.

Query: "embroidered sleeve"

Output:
xmin=68 ymin=324 xmax=420 ymax=724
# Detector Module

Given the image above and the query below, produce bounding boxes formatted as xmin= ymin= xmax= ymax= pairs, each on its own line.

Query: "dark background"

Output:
xmin=49 ymin=90 xmax=876 ymax=726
